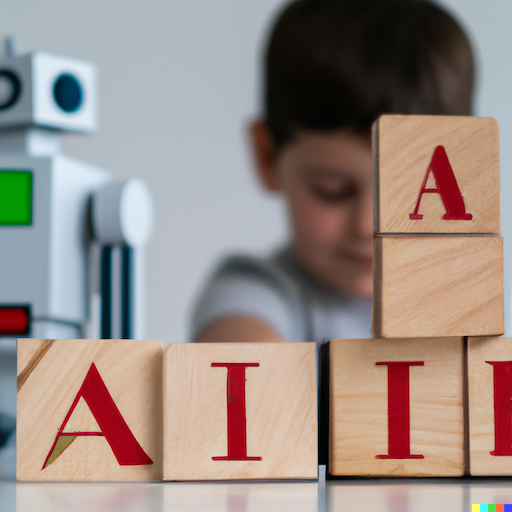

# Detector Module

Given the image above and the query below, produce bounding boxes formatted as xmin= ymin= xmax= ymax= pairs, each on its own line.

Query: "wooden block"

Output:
xmin=163 ymin=342 xmax=317 ymax=481
xmin=467 ymin=336 xmax=512 ymax=476
xmin=373 ymin=115 xmax=500 ymax=234
xmin=17 ymin=339 xmax=163 ymax=481
xmin=372 ymin=235 xmax=504 ymax=338
xmin=329 ymin=338 xmax=464 ymax=476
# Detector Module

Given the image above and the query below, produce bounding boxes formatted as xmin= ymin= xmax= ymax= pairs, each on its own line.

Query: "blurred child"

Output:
xmin=191 ymin=0 xmax=474 ymax=343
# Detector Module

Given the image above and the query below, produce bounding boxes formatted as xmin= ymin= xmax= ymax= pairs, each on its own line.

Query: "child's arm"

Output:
xmin=193 ymin=315 xmax=283 ymax=343
xmin=190 ymin=254 xmax=306 ymax=344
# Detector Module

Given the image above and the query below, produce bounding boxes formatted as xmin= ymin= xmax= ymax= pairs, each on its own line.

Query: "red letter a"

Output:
xmin=376 ymin=361 xmax=425 ymax=459
xmin=42 ymin=363 xmax=153 ymax=469
xmin=409 ymin=145 xmax=472 ymax=221
xmin=212 ymin=362 xmax=262 ymax=461
xmin=486 ymin=361 xmax=512 ymax=456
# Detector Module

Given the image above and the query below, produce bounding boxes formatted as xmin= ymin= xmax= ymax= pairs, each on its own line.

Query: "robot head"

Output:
xmin=0 ymin=51 xmax=97 ymax=132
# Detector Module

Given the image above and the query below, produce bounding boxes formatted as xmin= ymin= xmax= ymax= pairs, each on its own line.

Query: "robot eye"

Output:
xmin=0 ymin=69 xmax=22 ymax=111
xmin=53 ymin=73 xmax=83 ymax=113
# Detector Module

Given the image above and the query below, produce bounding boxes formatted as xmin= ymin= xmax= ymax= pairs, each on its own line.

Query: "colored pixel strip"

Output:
xmin=473 ymin=505 xmax=512 ymax=512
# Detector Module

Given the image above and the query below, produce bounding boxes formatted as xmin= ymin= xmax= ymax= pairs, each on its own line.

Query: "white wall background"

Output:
xmin=0 ymin=0 xmax=510 ymax=344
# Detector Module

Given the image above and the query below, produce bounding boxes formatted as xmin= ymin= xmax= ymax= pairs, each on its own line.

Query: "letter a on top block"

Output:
xmin=409 ymin=146 xmax=472 ymax=221
xmin=373 ymin=115 xmax=500 ymax=234
xmin=329 ymin=338 xmax=464 ymax=477
xmin=17 ymin=339 xmax=163 ymax=481
xmin=163 ymin=343 xmax=318 ymax=481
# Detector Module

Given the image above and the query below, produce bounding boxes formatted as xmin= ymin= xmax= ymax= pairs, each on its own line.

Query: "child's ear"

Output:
xmin=249 ymin=119 xmax=280 ymax=192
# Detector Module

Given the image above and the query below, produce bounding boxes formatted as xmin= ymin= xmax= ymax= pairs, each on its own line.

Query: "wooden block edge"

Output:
xmin=372 ymin=117 xmax=380 ymax=234
xmin=371 ymin=237 xmax=383 ymax=338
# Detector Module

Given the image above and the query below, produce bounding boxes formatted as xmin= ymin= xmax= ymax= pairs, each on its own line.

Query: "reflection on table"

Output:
xmin=11 ymin=480 xmax=318 ymax=512
xmin=4 ymin=475 xmax=512 ymax=512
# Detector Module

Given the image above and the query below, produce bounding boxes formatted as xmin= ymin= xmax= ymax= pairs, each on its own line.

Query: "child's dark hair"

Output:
xmin=264 ymin=0 xmax=474 ymax=150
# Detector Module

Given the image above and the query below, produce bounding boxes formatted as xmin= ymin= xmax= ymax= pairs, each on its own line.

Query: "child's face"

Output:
xmin=252 ymin=124 xmax=374 ymax=297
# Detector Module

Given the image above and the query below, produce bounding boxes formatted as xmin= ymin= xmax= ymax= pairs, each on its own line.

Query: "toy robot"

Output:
xmin=0 ymin=39 xmax=154 ymax=433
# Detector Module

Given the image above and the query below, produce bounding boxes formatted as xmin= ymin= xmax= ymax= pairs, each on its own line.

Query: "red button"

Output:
xmin=0 ymin=306 xmax=30 ymax=335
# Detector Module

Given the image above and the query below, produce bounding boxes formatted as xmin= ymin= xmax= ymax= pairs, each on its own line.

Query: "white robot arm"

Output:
xmin=92 ymin=179 xmax=154 ymax=339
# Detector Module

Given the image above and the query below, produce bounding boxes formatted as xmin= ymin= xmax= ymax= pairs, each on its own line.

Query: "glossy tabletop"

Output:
xmin=3 ymin=467 xmax=512 ymax=512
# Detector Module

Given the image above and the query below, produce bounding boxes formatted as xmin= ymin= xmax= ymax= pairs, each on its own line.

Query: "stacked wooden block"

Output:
xmin=16 ymin=115 xmax=512 ymax=482
xmin=372 ymin=115 xmax=502 ymax=339
xmin=330 ymin=115 xmax=507 ymax=477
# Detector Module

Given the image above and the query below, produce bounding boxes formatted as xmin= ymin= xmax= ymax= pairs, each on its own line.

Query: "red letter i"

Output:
xmin=376 ymin=361 xmax=425 ymax=460
xmin=211 ymin=362 xmax=262 ymax=461
xmin=486 ymin=361 xmax=512 ymax=456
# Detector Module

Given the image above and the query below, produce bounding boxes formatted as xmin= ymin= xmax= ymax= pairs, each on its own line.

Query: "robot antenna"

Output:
xmin=4 ymin=37 xmax=19 ymax=57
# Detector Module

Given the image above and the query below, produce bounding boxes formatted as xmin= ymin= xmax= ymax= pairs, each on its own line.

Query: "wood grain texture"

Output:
xmin=329 ymin=338 xmax=464 ymax=477
xmin=17 ymin=339 xmax=163 ymax=481
xmin=372 ymin=236 xmax=504 ymax=338
xmin=468 ymin=336 xmax=512 ymax=475
xmin=373 ymin=115 xmax=500 ymax=234
xmin=163 ymin=342 xmax=317 ymax=481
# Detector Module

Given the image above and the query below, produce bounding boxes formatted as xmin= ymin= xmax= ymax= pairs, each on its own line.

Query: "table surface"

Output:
xmin=3 ymin=468 xmax=512 ymax=512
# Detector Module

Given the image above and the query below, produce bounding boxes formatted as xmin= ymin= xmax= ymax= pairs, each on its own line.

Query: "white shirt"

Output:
xmin=191 ymin=247 xmax=372 ymax=343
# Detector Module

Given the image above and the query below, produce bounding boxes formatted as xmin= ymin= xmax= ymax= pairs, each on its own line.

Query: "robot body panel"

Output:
xmin=0 ymin=155 xmax=109 ymax=326
xmin=0 ymin=157 xmax=52 ymax=320
xmin=49 ymin=155 xmax=110 ymax=321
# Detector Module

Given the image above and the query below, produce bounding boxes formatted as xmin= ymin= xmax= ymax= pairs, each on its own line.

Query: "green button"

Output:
xmin=0 ymin=170 xmax=32 ymax=226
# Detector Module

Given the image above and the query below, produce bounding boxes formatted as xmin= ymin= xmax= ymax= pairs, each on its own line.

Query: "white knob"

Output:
xmin=92 ymin=179 xmax=154 ymax=246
